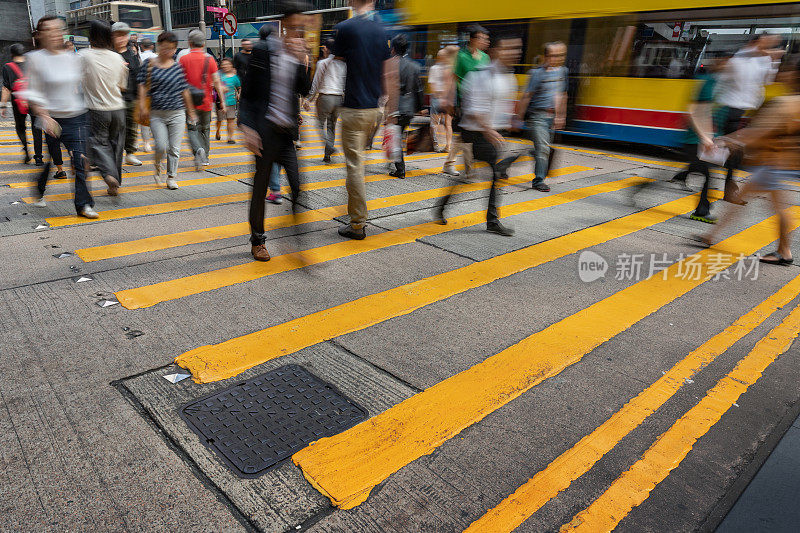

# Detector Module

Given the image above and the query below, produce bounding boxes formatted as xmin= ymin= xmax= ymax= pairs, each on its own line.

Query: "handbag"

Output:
xmin=189 ymin=56 xmax=210 ymax=107
xmin=134 ymin=60 xmax=153 ymax=126
xmin=406 ymin=117 xmax=434 ymax=155
xmin=7 ymin=62 xmax=28 ymax=115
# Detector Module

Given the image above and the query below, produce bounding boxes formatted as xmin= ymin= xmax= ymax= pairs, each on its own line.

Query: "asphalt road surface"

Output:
xmin=1 ymin=115 xmax=799 ymax=532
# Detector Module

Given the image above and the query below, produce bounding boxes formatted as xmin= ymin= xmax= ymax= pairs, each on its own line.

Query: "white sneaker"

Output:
xmin=443 ymin=163 xmax=460 ymax=176
xmin=166 ymin=177 xmax=178 ymax=190
xmin=194 ymin=148 xmax=205 ymax=172
xmin=79 ymin=206 xmax=99 ymax=219
xmin=124 ymin=154 xmax=142 ymax=166
xmin=32 ymin=198 xmax=47 ymax=207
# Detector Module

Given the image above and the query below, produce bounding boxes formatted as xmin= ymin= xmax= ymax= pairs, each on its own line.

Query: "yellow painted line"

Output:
xmin=114 ymin=166 xmax=598 ymax=308
xmin=176 ymin=184 xmax=694 ymax=385
xmin=74 ymin=160 xmax=515 ymax=261
xmin=291 ymin=208 xmax=794 ymax=510
xmin=465 ymin=272 xmax=800 ymax=533
xmin=562 ymin=300 xmax=800 ymax=533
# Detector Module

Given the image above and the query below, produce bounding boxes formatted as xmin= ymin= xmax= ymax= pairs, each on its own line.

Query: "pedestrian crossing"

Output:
xmin=1 ymin=120 xmax=797 ymax=532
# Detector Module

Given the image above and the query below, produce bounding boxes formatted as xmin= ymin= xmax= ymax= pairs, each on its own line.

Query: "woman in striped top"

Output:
xmin=137 ymin=31 xmax=197 ymax=190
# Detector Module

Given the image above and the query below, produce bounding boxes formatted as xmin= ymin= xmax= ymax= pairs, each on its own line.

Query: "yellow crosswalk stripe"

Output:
xmin=561 ymin=299 xmax=800 ymax=533
xmin=75 ymin=160 xmax=565 ymax=262
xmin=176 ymin=187 xmax=703 ymax=385
xmin=464 ymin=272 xmax=800 ymax=533
xmin=290 ymin=208 xmax=796 ymax=510
xmin=115 ymin=169 xmax=623 ymax=309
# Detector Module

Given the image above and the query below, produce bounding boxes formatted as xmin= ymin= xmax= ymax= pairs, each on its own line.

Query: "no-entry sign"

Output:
xmin=222 ymin=12 xmax=238 ymax=36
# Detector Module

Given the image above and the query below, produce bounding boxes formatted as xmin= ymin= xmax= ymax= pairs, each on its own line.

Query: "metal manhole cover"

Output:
xmin=180 ymin=364 xmax=368 ymax=477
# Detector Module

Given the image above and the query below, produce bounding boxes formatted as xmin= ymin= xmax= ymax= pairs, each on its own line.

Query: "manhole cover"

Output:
xmin=180 ymin=364 xmax=367 ymax=477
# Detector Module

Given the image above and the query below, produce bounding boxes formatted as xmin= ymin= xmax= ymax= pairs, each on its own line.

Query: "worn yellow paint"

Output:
xmin=291 ymin=208 xmax=795 ymax=510
xmin=562 ymin=298 xmax=800 ymax=533
xmin=465 ymin=272 xmax=800 ymax=533
xmin=74 ymin=159 xmax=549 ymax=262
xmin=115 ymin=166 xmax=602 ymax=309
xmin=177 ymin=185 xmax=694 ymax=385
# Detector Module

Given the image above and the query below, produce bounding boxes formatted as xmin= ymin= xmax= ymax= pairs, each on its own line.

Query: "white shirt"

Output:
xmin=715 ymin=46 xmax=779 ymax=111
xmin=309 ymin=56 xmax=346 ymax=97
xmin=459 ymin=61 xmax=517 ymax=131
xmin=79 ymin=48 xmax=127 ymax=111
xmin=25 ymin=49 xmax=85 ymax=118
xmin=427 ymin=63 xmax=450 ymax=96
xmin=140 ymin=50 xmax=157 ymax=62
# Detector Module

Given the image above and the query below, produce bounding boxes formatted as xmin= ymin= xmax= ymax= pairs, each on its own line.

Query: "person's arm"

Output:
xmin=182 ymin=89 xmax=198 ymax=123
xmin=554 ymin=70 xmax=568 ymax=129
xmin=383 ymin=55 xmax=399 ymax=123
xmin=137 ymin=82 xmax=149 ymax=124
xmin=687 ymin=101 xmax=714 ymax=150
xmin=25 ymin=55 xmax=57 ymax=135
xmin=212 ymin=71 xmax=226 ymax=113
xmin=413 ymin=64 xmax=424 ymax=115
xmin=307 ymin=58 xmax=327 ymax=104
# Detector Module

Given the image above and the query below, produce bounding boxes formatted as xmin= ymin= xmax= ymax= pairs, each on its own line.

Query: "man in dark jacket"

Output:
xmin=112 ymin=22 xmax=142 ymax=166
xmin=239 ymin=0 xmax=311 ymax=262
xmin=389 ymin=34 xmax=423 ymax=179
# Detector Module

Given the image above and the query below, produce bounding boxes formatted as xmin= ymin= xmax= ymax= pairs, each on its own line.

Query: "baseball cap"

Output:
xmin=111 ymin=22 xmax=131 ymax=33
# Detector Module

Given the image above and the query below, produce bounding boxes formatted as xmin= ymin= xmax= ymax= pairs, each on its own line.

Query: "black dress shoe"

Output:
xmin=388 ymin=169 xmax=404 ymax=178
xmin=486 ymin=221 xmax=515 ymax=236
xmin=34 ymin=157 xmax=44 ymax=166
xmin=433 ymin=207 xmax=447 ymax=225
xmin=338 ymin=225 xmax=366 ymax=240
xmin=532 ymin=181 xmax=550 ymax=192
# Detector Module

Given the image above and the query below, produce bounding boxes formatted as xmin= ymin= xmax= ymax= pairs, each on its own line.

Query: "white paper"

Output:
xmin=698 ymin=143 xmax=730 ymax=166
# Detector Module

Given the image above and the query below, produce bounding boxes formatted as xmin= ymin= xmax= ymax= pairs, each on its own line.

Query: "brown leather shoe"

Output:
xmin=251 ymin=244 xmax=271 ymax=261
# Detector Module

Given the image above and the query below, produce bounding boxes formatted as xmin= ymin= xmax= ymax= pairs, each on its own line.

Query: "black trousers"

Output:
xmin=674 ymin=143 xmax=712 ymax=217
xmin=393 ymin=115 xmax=413 ymax=175
xmin=12 ymin=105 xmax=43 ymax=159
xmin=721 ymin=106 xmax=746 ymax=190
xmin=249 ymin=121 xmax=302 ymax=245
xmin=437 ymin=128 xmax=501 ymax=223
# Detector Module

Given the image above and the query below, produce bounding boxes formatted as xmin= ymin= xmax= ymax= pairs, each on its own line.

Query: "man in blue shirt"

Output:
xmin=516 ymin=41 xmax=568 ymax=192
xmin=333 ymin=0 xmax=394 ymax=240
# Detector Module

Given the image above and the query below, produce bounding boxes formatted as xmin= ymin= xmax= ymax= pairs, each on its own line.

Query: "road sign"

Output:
xmin=222 ymin=12 xmax=237 ymax=37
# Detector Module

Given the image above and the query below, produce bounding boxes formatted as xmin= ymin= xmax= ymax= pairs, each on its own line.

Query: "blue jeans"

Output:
xmin=527 ymin=111 xmax=554 ymax=183
xmin=269 ymin=163 xmax=281 ymax=193
xmin=37 ymin=113 xmax=93 ymax=211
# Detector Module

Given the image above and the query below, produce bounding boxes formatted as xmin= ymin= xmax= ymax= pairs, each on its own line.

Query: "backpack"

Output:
xmin=7 ymin=62 xmax=28 ymax=115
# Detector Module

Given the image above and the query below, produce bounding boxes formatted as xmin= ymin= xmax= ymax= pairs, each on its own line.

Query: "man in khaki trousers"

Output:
xmin=332 ymin=0 xmax=397 ymax=240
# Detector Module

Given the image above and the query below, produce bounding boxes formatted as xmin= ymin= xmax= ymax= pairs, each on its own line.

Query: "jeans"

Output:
xmin=12 ymin=106 xmax=43 ymax=159
xmin=124 ymin=99 xmax=138 ymax=154
xmin=269 ymin=163 xmax=281 ymax=193
xmin=249 ymin=121 xmax=302 ymax=245
xmin=437 ymin=128 xmax=501 ymax=223
xmin=88 ymin=108 xmax=125 ymax=184
xmin=187 ymin=109 xmax=212 ymax=160
xmin=37 ymin=113 xmax=93 ymax=211
xmin=316 ymin=94 xmax=342 ymax=158
xmin=527 ymin=111 xmax=554 ymax=182
xmin=150 ymin=109 xmax=186 ymax=178
xmin=340 ymin=107 xmax=383 ymax=229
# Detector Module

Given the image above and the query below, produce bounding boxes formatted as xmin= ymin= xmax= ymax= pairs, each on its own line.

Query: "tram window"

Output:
xmin=118 ymin=6 xmax=154 ymax=29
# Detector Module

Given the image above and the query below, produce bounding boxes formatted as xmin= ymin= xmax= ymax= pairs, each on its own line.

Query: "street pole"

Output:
xmin=199 ymin=0 xmax=206 ymax=35
xmin=162 ymin=0 xmax=173 ymax=31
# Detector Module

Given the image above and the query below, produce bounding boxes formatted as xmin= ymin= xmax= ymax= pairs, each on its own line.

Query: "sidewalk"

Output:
xmin=717 ymin=412 xmax=800 ymax=532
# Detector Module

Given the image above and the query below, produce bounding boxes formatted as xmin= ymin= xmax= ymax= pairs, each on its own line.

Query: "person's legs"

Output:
xmin=275 ymin=133 xmax=302 ymax=212
xmin=529 ymin=111 xmax=554 ymax=185
xmin=464 ymin=130 xmax=501 ymax=223
xmin=31 ymin=113 xmax=44 ymax=162
xmin=199 ymin=110 xmax=211 ymax=161
xmin=165 ymin=110 xmax=186 ymax=180
xmin=149 ymin=110 xmax=168 ymax=181
xmin=12 ymin=106 xmax=28 ymax=159
xmin=249 ymin=124 xmax=280 ymax=246
xmin=186 ymin=112 xmax=203 ymax=159
xmin=393 ymin=115 xmax=411 ymax=177
xmin=444 ymin=114 xmax=453 ymax=153
xmin=57 ymin=114 xmax=93 ymax=213
xmin=110 ymin=109 xmax=126 ymax=183
xmin=721 ymin=107 xmax=746 ymax=202
xmin=340 ymin=107 xmax=372 ymax=231
xmin=123 ymin=99 xmax=138 ymax=157
xmin=268 ymin=163 xmax=282 ymax=196
xmin=88 ymin=109 xmax=115 ymax=180
xmin=45 ymin=131 xmax=63 ymax=168
xmin=770 ymin=188 xmax=794 ymax=258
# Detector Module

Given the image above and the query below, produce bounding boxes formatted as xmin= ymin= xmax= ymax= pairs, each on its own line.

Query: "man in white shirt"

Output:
xmin=434 ymin=33 xmax=522 ymax=236
xmin=304 ymin=38 xmax=345 ymax=163
xmin=715 ymin=32 xmax=783 ymax=203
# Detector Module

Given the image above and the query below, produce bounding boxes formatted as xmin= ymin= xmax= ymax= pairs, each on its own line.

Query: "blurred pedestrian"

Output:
xmin=444 ymin=24 xmax=489 ymax=177
xmin=80 ymin=20 xmax=127 ymax=196
xmin=239 ymin=0 xmax=311 ymax=261
xmin=333 ymin=0 xmax=395 ymax=240
xmin=1 ymin=43 xmax=45 ymax=165
xmin=112 ymin=22 xmax=143 ymax=166
xmin=515 ymin=41 xmax=568 ymax=192
xmin=218 ymin=57 xmax=240 ymax=144
xmin=428 ymin=46 xmax=457 ymax=154
xmin=702 ymin=58 xmax=800 ymax=266
xmin=180 ymin=29 xmax=227 ymax=171
xmin=389 ymin=33 xmax=423 ymax=179
xmin=27 ymin=16 xmax=97 ymax=218
xmin=305 ymin=37 xmax=345 ymax=163
xmin=434 ymin=33 xmax=522 ymax=237
xmin=714 ymin=32 xmax=784 ymax=204
xmin=137 ymin=31 xmax=197 ymax=189
xmin=233 ymin=38 xmax=253 ymax=81
xmin=138 ymin=39 xmax=157 ymax=152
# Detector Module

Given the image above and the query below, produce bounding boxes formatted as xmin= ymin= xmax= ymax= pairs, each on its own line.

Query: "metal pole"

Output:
xmin=199 ymin=0 xmax=206 ymax=35
xmin=162 ymin=0 xmax=173 ymax=31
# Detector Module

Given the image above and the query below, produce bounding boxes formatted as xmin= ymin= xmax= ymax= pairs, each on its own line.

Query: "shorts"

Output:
xmin=225 ymin=104 xmax=237 ymax=120
xmin=747 ymin=166 xmax=797 ymax=191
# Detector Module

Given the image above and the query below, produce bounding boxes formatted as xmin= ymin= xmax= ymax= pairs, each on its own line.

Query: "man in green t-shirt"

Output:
xmin=444 ymin=24 xmax=490 ymax=176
